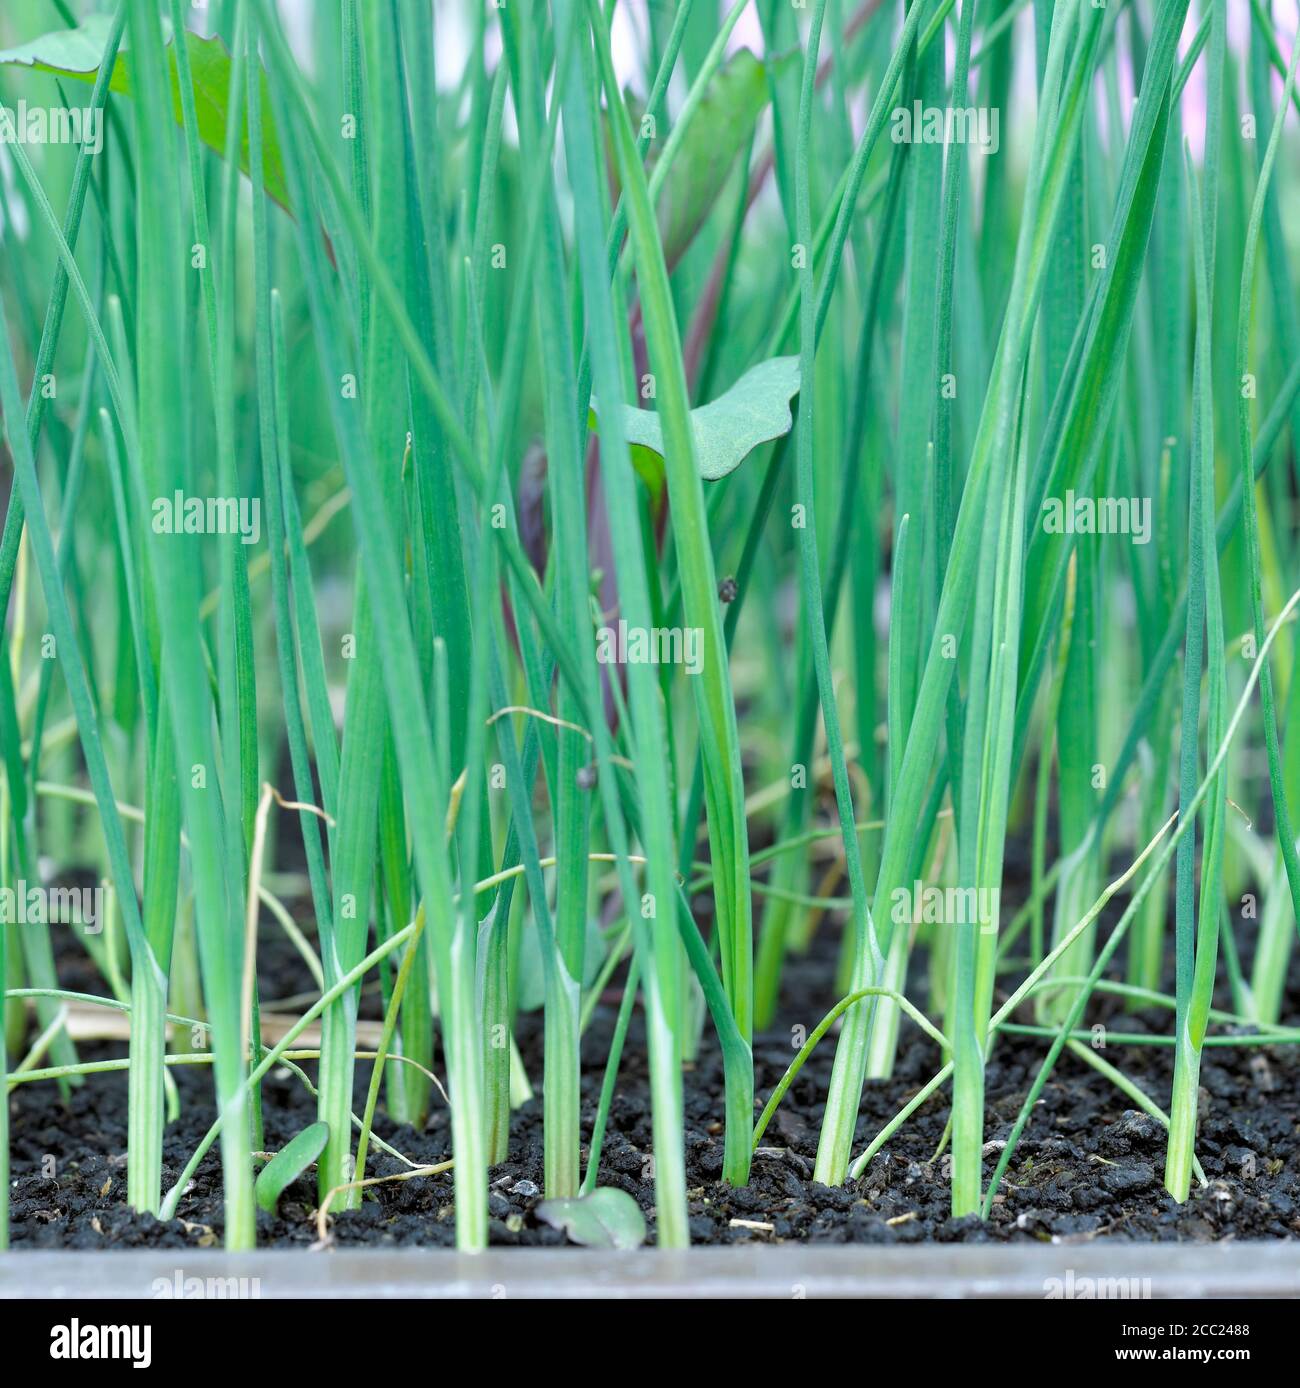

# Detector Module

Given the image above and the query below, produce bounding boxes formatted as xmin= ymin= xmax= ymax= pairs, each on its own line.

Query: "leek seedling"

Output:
xmin=1167 ymin=12 xmax=1300 ymax=1202
xmin=126 ymin=0 xmax=255 ymax=1245
xmin=503 ymin=0 xmax=594 ymax=1198
xmin=586 ymin=0 xmax=755 ymax=1192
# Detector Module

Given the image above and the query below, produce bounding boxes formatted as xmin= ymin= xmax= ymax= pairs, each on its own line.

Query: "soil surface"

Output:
xmin=9 ymin=904 xmax=1300 ymax=1250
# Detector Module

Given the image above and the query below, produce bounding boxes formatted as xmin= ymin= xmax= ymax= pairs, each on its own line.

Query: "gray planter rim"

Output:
xmin=3 ymin=1242 xmax=1297 ymax=1298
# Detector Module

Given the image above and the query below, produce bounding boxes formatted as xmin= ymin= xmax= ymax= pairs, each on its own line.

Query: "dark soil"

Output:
xmin=9 ymin=903 xmax=1300 ymax=1250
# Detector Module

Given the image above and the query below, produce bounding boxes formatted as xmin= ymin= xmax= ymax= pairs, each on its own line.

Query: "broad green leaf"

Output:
xmin=0 ymin=16 xmax=120 ymax=71
xmin=0 ymin=14 xmax=288 ymax=208
xmin=536 ymin=1186 xmax=647 ymax=1249
xmin=593 ymin=356 xmax=801 ymax=489
xmin=607 ymin=49 xmax=791 ymax=271
xmin=652 ymin=49 xmax=790 ymax=269
xmin=254 ymin=1121 xmax=330 ymax=1214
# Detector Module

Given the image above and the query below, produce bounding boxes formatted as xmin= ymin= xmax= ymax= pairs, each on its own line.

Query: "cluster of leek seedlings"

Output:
xmin=2 ymin=0 xmax=1300 ymax=1254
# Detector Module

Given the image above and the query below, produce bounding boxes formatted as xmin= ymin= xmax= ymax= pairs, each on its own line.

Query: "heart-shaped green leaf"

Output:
xmin=0 ymin=14 xmax=288 ymax=209
xmin=535 ymin=1186 xmax=647 ymax=1249
xmin=255 ymin=1121 xmax=330 ymax=1215
xmin=592 ymin=355 xmax=800 ymax=491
